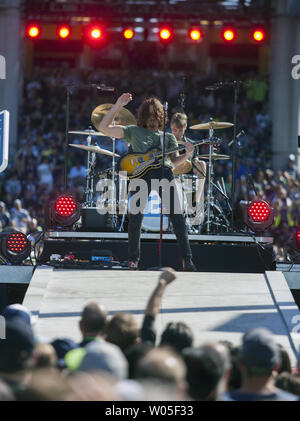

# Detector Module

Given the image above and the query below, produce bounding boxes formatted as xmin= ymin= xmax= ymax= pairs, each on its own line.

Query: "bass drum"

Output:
xmin=141 ymin=190 xmax=169 ymax=232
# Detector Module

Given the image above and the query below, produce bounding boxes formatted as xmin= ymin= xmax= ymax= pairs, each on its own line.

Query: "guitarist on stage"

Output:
xmin=98 ymin=93 xmax=197 ymax=271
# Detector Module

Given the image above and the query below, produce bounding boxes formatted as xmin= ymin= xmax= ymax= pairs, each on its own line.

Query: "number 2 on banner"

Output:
xmin=0 ymin=110 xmax=9 ymax=173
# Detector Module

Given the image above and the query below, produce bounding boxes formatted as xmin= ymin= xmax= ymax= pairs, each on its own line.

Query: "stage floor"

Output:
xmin=23 ymin=267 xmax=300 ymax=366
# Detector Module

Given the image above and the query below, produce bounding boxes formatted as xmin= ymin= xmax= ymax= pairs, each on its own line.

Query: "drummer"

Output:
xmin=170 ymin=112 xmax=206 ymax=220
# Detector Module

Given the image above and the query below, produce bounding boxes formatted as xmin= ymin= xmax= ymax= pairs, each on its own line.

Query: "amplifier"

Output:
xmin=80 ymin=207 xmax=120 ymax=232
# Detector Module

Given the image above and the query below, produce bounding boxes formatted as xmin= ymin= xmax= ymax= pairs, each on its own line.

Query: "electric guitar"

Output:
xmin=117 ymin=139 xmax=208 ymax=179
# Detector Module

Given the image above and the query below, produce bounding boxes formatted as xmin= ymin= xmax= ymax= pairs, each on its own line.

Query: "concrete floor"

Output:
xmin=23 ymin=267 xmax=300 ymax=366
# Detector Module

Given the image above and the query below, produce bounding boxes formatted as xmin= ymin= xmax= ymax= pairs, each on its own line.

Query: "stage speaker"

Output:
xmin=80 ymin=208 xmax=119 ymax=232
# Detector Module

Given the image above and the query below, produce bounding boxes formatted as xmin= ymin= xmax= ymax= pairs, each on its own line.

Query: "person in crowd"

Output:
xmin=134 ymin=347 xmax=188 ymax=400
xmin=10 ymin=199 xmax=31 ymax=234
xmin=105 ymin=313 xmax=140 ymax=353
xmin=183 ymin=343 xmax=231 ymax=401
xmin=78 ymin=301 xmax=108 ymax=347
xmin=0 ymin=201 xmax=10 ymax=231
xmin=0 ymin=316 xmax=35 ymax=399
xmin=220 ymin=328 xmax=298 ymax=401
xmin=275 ymin=372 xmax=300 ymax=397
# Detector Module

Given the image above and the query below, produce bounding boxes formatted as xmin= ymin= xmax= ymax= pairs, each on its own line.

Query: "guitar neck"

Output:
xmin=155 ymin=139 xmax=204 ymax=158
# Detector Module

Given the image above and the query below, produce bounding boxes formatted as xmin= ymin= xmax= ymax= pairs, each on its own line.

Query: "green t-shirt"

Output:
xmin=123 ymin=125 xmax=178 ymax=168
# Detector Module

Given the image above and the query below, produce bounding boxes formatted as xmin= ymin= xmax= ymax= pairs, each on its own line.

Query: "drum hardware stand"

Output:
xmin=84 ymin=133 xmax=97 ymax=207
xmin=106 ymin=121 xmax=119 ymax=230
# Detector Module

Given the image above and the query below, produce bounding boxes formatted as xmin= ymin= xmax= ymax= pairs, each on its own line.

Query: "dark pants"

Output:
xmin=128 ymin=167 xmax=192 ymax=262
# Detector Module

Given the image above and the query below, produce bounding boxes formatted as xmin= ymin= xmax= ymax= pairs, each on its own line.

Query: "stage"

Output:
xmin=39 ymin=231 xmax=275 ymax=273
xmin=22 ymin=266 xmax=300 ymax=367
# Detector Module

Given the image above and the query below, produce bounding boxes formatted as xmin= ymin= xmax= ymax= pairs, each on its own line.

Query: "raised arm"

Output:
xmin=141 ymin=268 xmax=176 ymax=344
xmin=98 ymin=93 xmax=132 ymax=139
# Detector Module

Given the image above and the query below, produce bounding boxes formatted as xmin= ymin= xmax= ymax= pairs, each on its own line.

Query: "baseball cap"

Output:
xmin=65 ymin=340 xmax=128 ymax=380
xmin=289 ymin=154 xmax=295 ymax=161
xmin=239 ymin=328 xmax=280 ymax=371
xmin=2 ymin=304 xmax=36 ymax=326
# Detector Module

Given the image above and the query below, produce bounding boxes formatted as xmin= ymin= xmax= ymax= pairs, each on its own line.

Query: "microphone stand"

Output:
xmin=159 ymin=101 xmax=168 ymax=267
xmin=205 ymin=80 xmax=243 ymax=229
xmin=62 ymin=83 xmax=114 ymax=193
xmin=231 ymin=81 xmax=240 ymax=228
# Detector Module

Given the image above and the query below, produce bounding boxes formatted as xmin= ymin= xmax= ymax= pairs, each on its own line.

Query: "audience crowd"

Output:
xmin=0 ymin=67 xmax=299 ymax=261
xmin=1 ymin=268 xmax=300 ymax=402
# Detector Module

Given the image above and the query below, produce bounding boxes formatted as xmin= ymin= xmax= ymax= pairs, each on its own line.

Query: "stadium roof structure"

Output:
xmin=23 ymin=0 xmax=273 ymax=22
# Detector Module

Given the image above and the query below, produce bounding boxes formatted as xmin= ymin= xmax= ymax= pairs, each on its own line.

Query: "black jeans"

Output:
xmin=128 ymin=167 xmax=192 ymax=262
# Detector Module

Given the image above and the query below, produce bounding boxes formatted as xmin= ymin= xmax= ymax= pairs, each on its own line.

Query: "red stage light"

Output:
xmin=55 ymin=196 xmax=77 ymax=217
xmin=295 ymin=227 xmax=300 ymax=250
xmin=89 ymin=27 xmax=103 ymax=40
xmin=57 ymin=25 xmax=71 ymax=39
xmin=6 ymin=233 xmax=29 ymax=254
xmin=252 ymin=29 xmax=265 ymax=42
xmin=189 ymin=29 xmax=203 ymax=41
xmin=248 ymin=201 xmax=271 ymax=223
xmin=222 ymin=28 xmax=236 ymax=42
xmin=159 ymin=27 xmax=173 ymax=41
xmin=26 ymin=24 xmax=41 ymax=39
xmin=123 ymin=28 xmax=135 ymax=40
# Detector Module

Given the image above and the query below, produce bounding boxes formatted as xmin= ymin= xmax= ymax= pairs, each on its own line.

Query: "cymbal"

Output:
xmin=69 ymin=144 xmax=120 ymax=158
xmin=91 ymin=103 xmax=137 ymax=130
xmin=198 ymin=153 xmax=230 ymax=160
xmin=69 ymin=130 xmax=106 ymax=137
xmin=190 ymin=121 xmax=234 ymax=130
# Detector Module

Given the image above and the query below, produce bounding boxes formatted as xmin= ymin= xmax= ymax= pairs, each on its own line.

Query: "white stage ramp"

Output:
xmin=23 ymin=267 xmax=300 ymax=366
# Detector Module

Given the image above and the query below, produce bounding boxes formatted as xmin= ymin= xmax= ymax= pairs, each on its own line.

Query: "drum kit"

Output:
xmin=68 ymin=104 xmax=233 ymax=234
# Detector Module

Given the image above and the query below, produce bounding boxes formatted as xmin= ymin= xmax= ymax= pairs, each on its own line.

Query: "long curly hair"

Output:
xmin=137 ymin=97 xmax=165 ymax=130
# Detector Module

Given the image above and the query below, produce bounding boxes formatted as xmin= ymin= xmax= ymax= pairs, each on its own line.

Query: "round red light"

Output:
xmin=90 ymin=28 xmax=102 ymax=39
xmin=27 ymin=25 xmax=40 ymax=39
xmin=159 ymin=28 xmax=172 ymax=40
xmin=189 ymin=29 xmax=203 ymax=41
xmin=222 ymin=29 xmax=236 ymax=42
xmin=55 ymin=196 xmax=77 ymax=217
xmin=6 ymin=233 xmax=29 ymax=254
xmin=248 ymin=201 xmax=271 ymax=223
xmin=123 ymin=28 xmax=134 ymax=40
xmin=58 ymin=26 xmax=71 ymax=39
xmin=253 ymin=30 xmax=265 ymax=42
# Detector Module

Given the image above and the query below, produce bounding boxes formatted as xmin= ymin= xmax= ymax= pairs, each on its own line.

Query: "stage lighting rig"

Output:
xmin=26 ymin=24 xmax=41 ymax=39
xmin=57 ymin=25 xmax=71 ymax=39
xmin=242 ymin=200 xmax=274 ymax=233
xmin=252 ymin=29 xmax=266 ymax=42
xmin=222 ymin=28 xmax=237 ymax=42
xmin=0 ymin=232 xmax=31 ymax=264
xmin=159 ymin=26 xmax=173 ymax=42
xmin=47 ymin=195 xmax=81 ymax=229
xmin=188 ymin=28 xmax=203 ymax=41
xmin=123 ymin=28 xmax=135 ymax=40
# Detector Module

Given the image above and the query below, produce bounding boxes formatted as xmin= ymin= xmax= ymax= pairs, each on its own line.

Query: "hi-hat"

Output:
xmin=91 ymin=103 xmax=137 ymax=130
xmin=69 ymin=130 xmax=106 ymax=137
xmin=69 ymin=144 xmax=120 ymax=158
xmin=190 ymin=121 xmax=234 ymax=130
xmin=198 ymin=153 xmax=230 ymax=160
